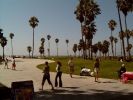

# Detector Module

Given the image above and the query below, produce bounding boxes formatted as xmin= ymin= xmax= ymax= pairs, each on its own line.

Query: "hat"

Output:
xmin=122 ymin=64 xmax=125 ymax=67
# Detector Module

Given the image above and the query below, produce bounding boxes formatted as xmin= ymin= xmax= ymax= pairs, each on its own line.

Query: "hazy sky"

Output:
xmin=0 ymin=0 xmax=133 ymax=56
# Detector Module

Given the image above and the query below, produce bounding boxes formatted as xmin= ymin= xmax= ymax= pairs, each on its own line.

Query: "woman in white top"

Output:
xmin=55 ymin=61 xmax=62 ymax=87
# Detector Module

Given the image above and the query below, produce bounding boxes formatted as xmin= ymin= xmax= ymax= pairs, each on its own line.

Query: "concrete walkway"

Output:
xmin=0 ymin=58 xmax=133 ymax=100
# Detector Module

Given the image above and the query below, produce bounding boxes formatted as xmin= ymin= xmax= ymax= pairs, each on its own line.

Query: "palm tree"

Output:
xmin=74 ymin=0 xmax=84 ymax=42
xmin=74 ymin=0 xmax=101 ymax=59
xmin=108 ymin=20 xmax=117 ymax=58
xmin=74 ymin=4 xmax=85 ymax=58
xmin=39 ymin=46 xmax=44 ymax=57
xmin=116 ymin=0 xmax=126 ymax=59
xmin=0 ymin=29 xmax=3 ymax=39
xmin=66 ymin=39 xmax=69 ymax=56
xmin=126 ymin=44 xmax=132 ymax=56
xmin=124 ymin=29 xmax=132 ymax=58
xmin=29 ymin=16 xmax=39 ymax=58
xmin=73 ymin=44 xmax=77 ymax=57
xmin=91 ymin=44 xmax=98 ymax=58
xmin=27 ymin=46 xmax=32 ymax=58
xmin=117 ymin=0 xmax=132 ymax=59
xmin=47 ymin=35 xmax=51 ymax=57
xmin=41 ymin=38 xmax=45 ymax=56
xmin=119 ymin=31 xmax=124 ymax=56
xmin=55 ymin=38 xmax=59 ymax=56
xmin=84 ymin=22 xmax=97 ymax=59
xmin=114 ymin=37 xmax=118 ymax=56
xmin=79 ymin=39 xmax=84 ymax=57
xmin=97 ymin=41 xmax=102 ymax=58
xmin=9 ymin=33 xmax=14 ymax=57
xmin=102 ymin=40 xmax=110 ymax=58
xmin=41 ymin=38 xmax=45 ymax=44
xmin=0 ymin=37 xmax=7 ymax=59
xmin=78 ymin=44 xmax=82 ymax=57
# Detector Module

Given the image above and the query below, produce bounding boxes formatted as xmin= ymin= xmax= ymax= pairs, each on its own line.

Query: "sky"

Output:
xmin=0 ymin=0 xmax=133 ymax=56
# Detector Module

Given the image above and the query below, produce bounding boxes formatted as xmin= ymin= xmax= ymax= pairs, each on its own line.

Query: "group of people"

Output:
xmin=41 ymin=61 xmax=62 ymax=90
xmin=4 ymin=57 xmax=16 ymax=70
xmin=41 ymin=57 xmax=75 ymax=90
xmin=41 ymin=57 xmax=101 ymax=90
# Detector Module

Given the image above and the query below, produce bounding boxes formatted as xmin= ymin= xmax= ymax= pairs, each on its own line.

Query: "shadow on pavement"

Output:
xmin=63 ymin=86 xmax=79 ymax=89
xmin=0 ymin=84 xmax=133 ymax=100
xmin=34 ymin=88 xmax=133 ymax=100
xmin=102 ymin=81 xmax=117 ymax=83
xmin=0 ymin=83 xmax=11 ymax=100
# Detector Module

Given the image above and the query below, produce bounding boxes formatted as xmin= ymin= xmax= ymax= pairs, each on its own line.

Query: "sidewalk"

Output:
xmin=0 ymin=58 xmax=133 ymax=100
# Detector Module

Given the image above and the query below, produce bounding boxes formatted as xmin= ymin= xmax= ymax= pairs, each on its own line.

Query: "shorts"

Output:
xmin=94 ymin=68 xmax=99 ymax=73
xmin=42 ymin=73 xmax=52 ymax=85
xmin=12 ymin=63 xmax=16 ymax=67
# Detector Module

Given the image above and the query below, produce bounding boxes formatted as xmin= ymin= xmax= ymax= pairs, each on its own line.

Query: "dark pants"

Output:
xmin=42 ymin=73 xmax=52 ymax=86
xmin=55 ymin=72 xmax=62 ymax=87
xmin=117 ymin=71 xmax=124 ymax=79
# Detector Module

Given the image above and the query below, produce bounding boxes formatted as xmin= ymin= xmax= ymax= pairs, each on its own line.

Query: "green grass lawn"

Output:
xmin=37 ymin=57 xmax=133 ymax=79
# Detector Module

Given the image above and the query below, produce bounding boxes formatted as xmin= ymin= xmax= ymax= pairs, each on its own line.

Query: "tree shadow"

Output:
xmin=34 ymin=88 xmax=133 ymax=100
xmin=13 ymin=69 xmax=23 ymax=71
xmin=72 ymin=76 xmax=88 ymax=79
xmin=102 ymin=81 xmax=117 ymax=83
xmin=0 ymin=83 xmax=11 ymax=100
xmin=1 ymin=82 xmax=133 ymax=100
xmin=63 ymin=86 xmax=79 ymax=89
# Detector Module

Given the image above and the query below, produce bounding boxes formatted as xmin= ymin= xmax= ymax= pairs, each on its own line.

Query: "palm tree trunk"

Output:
xmin=3 ymin=47 xmax=4 ymax=60
xmin=108 ymin=51 xmax=110 ymax=58
xmin=115 ymin=43 xmax=116 ymax=57
xmin=90 ymin=39 xmax=93 ymax=60
xmin=124 ymin=15 xmax=131 ymax=59
xmin=32 ymin=28 xmax=34 ymax=58
xmin=43 ymin=51 xmax=45 ymax=57
xmin=75 ymin=52 xmax=76 ymax=57
xmin=56 ymin=43 xmax=58 ymax=56
xmin=88 ymin=48 xmax=91 ymax=59
xmin=99 ymin=51 xmax=101 ymax=58
xmin=11 ymin=39 xmax=13 ymax=57
xmin=48 ymin=40 xmax=50 ymax=57
xmin=111 ymin=31 xmax=114 ymax=58
xmin=111 ymin=41 xmax=114 ymax=58
xmin=84 ymin=38 xmax=87 ymax=59
xmin=67 ymin=43 xmax=69 ymax=56
xmin=117 ymin=2 xmax=126 ymax=59
xmin=81 ymin=23 xmax=85 ymax=59
xmin=29 ymin=52 xmax=30 ymax=58
xmin=79 ymin=51 xmax=80 ymax=57
xmin=120 ymin=40 xmax=123 ymax=56
xmin=105 ymin=53 xmax=107 ymax=59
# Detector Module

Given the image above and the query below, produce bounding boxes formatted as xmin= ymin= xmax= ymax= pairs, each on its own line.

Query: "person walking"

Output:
xmin=12 ymin=57 xmax=16 ymax=70
xmin=55 ymin=61 xmax=62 ymax=87
xmin=93 ymin=58 xmax=100 ymax=82
xmin=68 ymin=57 xmax=74 ymax=78
xmin=4 ymin=58 xmax=9 ymax=69
xmin=41 ymin=61 xmax=54 ymax=90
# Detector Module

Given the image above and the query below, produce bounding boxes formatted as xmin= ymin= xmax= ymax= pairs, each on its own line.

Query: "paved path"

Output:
xmin=0 ymin=58 xmax=133 ymax=100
